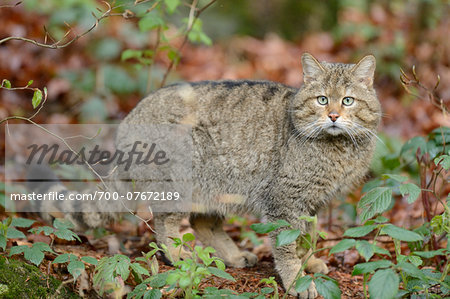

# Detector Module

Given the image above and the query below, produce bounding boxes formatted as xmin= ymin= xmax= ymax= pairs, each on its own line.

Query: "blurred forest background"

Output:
xmin=0 ymin=0 xmax=449 ymax=297
xmin=0 ymin=0 xmax=448 ymax=136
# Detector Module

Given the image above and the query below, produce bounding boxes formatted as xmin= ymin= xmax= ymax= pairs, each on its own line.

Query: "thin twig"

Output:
xmin=400 ymin=66 xmax=448 ymax=115
xmin=0 ymin=1 xmax=22 ymax=9
xmin=0 ymin=1 xmax=113 ymax=48
xmin=159 ymin=0 xmax=217 ymax=87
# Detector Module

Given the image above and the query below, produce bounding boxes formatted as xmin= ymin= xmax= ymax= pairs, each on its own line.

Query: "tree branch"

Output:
xmin=0 ymin=1 xmax=113 ymax=49
xmin=159 ymin=0 xmax=217 ymax=87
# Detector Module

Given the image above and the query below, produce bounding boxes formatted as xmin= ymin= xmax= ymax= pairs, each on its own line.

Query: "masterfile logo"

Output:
xmin=4 ymin=124 xmax=193 ymax=213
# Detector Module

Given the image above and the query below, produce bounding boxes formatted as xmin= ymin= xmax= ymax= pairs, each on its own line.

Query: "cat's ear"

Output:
xmin=351 ymin=55 xmax=376 ymax=87
xmin=301 ymin=53 xmax=325 ymax=84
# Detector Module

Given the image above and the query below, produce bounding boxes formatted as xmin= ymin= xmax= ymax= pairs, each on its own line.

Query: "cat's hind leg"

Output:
xmin=153 ymin=212 xmax=191 ymax=263
xmin=189 ymin=214 xmax=257 ymax=268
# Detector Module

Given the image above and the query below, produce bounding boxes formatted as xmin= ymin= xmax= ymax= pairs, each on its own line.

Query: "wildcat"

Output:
xmin=32 ymin=53 xmax=381 ymax=298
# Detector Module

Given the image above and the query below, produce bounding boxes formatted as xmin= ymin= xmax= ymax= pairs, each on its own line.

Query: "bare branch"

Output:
xmin=0 ymin=1 xmax=21 ymax=9
xmin=400 ymin=66 xmax=448 ymax=115
xmin=160 ymin=0 xmax=218 ymax=87
xmin=0 ymin=1 xmax=113 ymax=49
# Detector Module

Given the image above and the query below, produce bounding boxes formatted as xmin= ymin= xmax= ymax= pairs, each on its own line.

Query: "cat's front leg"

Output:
xmin=297 ymin=247 xmax=329 ymax=275
xmin=269 ymin=229 xmax=318 ymax=299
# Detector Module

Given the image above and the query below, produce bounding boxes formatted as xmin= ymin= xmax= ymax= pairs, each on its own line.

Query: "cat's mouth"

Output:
xmin=324 ymin=124 xmax=344 ymax=135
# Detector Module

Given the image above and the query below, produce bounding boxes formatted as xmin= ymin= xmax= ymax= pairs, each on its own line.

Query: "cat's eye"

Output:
xmin=317 ymin=96 xmax=328 ymax=105
xmin=342 ymin=97 xmax=354 ymax=106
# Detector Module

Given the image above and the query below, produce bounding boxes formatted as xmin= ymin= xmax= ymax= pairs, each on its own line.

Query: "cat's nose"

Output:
xmin=328 ymin=112 xmax=340 ymax=122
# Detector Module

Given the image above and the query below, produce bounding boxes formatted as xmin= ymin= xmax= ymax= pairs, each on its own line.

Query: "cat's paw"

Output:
xmin=305 ymin=258 xmax=329 ymax=274
xmin=295 ymin=280 xmax=318 ymax=299
xmin=225 ymin=251 xmax=258 ymax=268
xmin=279 ymin=266 xmax=318 ymax=299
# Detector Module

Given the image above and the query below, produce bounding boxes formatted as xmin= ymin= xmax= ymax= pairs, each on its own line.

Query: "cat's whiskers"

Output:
xmin=338 ymin=122 xmax=360 ymax=148
xmin=352 ymin=122 xmax=385 ymax=146
xmin=345 ymin=128 xmax=360 ymax=148
xmin=289 ymin=120 xmax=319 ymax=144
xmin=295 ymin=121 xmax=324 ymax=146
xmin=298 ymin=126 xmax=323 ymax=147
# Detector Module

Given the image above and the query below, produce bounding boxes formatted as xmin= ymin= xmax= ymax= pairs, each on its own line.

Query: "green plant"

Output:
xmin=9 ymin=242 xmax=55 ymax=266
xmin=2 ymin=217 xmax=83 ymax=268
xmin=0 ymin=217 xmax=36 ymax=251
xmin=30 ymin=218 xmax=81 ymax=244
xmin=329 ymin=125 xmax=449 ymax=298
xmin=251 ymin=216 xmax=341 ymax=299
xmin=53 ymin=253 xmax=98 ymax=281
xmin=94 ymin=253 xmax=150 ymax=297
xmin=130 ymin=233 xmax=235 ymax=299
xmin=93 ymin=233 xmax=236 ymax=298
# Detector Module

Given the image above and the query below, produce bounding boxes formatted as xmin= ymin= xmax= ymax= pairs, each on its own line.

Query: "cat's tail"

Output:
xmin=26 ymin=164 xmax=114 ymax=230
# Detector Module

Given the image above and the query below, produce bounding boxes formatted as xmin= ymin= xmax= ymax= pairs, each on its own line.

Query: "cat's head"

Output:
xmin=290 ymin=53 xmax=381 ymax=143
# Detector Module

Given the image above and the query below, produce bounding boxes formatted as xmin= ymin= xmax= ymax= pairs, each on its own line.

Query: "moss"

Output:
xmin=0 ymin=255 xmax=80 ymax=299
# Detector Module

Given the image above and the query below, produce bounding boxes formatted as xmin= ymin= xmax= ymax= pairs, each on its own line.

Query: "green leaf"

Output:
xmin=382 ymin=174 xmax=408 ymax=182
xmin=11 ymin=218 xmax=35 ymax=228
xmin=399 ymin=183 xmax=421 ymax=204
xmin=27 ymin=80 xmax=34 ymax=86
xmin=276 ymin=229 xmax=301 ymax=247
xmin=130 ymin=262 xmax=150 ymax=276
xmin=0 ymin=235 xmax=6 ymax=250
xmin=31 ymin=226 xmax=54 ymax=236
xmin=115 ymin=255 xmax=131 ymax=280
xmin=81 ymin=256 xmax=98 ymax=265
xmin=53 ymin=218 xmax=74 ymax=230
xmin=372 ymin=244 xmax=391 ymax=256
xmin=207 ymin=267 xmax=236 ymax=281
xmin=251 ymin=220 xmax=290 ymax=234
xmin=396 ymin=262 xmax=426 ymax=279
xmin=121 ymin=49 xmax=143 ymax=61
xmin=352 ymin=260 xmax=393 ymax=275
xmin=149 ymin=272 xmax=168 ymax=288
xmin=373 ymin=216 xmax=389 ymax=223
xmin=261 ymin=287 xmax=274 ymax=294
xmin=358 ymin=187 xmax=393 ymax=222
xmin=355 ymin=240 xmax=374 ymax=262
xmin=32 ymin=89 xmax=42 ymax=109
xmin=167 ymin=49 xmax=180 ymax=64
xmin=182 ymin=233 xmax=195 ymax=242
xmin=214 ymin=259 xmax=225 ymax=271
xmin=407 ymin=255 xmax=422 ymax=267
xmin=435 ymin=154 xmax=450 ymax=170
xmin=53 ymin=253 xmax=70 ymax=264
xmin=178 ymin=273 xmax=193 ymax=289
xmin=54 ymin=229 xmax=81 ymax=242
xmin=143 ymin=289 xmax=162 ymax=299
xmin=24 ymin=246 xmax=45 ymax=266
xmin=7 ymin=227 xmax=26 ymax=239
xmin=358 ymin=187 xmax=392 ymax=222
xmin=32 ymin=242 xmax=54 ymax=253
xmin=9 ymin=245 xmax=27 ymax=256
xmin=295 ymin=275 xmax=313 ymax=293
xmin=314 ymin=276 xmax=341 ymax=299
xmin=400 ymin=136 xmax=427 ymax=158
xmin=380 ymin=224 xmax=423 ymax=242
xmin=198 ymin=32 xmax=213 ymax=46
xmin=368 ymin=269 xmax=399 ymax=299
xmin=329 ymin=239 xmax=356 ymax=254
xmin=68 ymin=260 xmax=85 ymax=280
xmin=343 ymin=225 xmax=377 ymax=238
xmin=138 ymin=15 xmax=165 ymax=32
xmin=413 ymin=249 xmax=446 ymax=258
xmin=2 ymin=79 xmax=11 ymax=88
xmin=164 ymin=0 xmax=180 ymax=13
